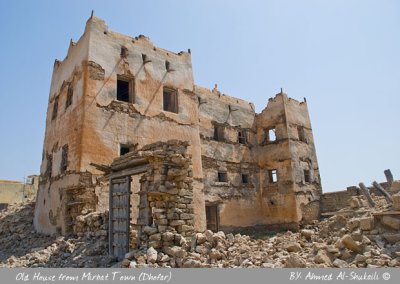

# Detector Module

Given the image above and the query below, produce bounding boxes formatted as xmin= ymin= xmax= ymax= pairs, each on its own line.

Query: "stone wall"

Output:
xmin=321 ymin=189 xmax=357 ymax=213
xmin=321 ymin=180 xmax=400 ymax=214
xmin=134 ymin=141 xmax=195 ymax=250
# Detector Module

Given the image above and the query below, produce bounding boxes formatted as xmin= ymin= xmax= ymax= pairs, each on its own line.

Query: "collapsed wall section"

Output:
xmin=134 ymin=141 xmax=195 ymax=250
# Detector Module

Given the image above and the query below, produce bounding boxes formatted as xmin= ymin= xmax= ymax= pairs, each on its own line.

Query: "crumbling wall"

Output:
xmin=132 ymin=141 xmax=195 ymax=250
xmin=321 ymin=187 xmax=359 ymax=213
xmin=0 ymin=178 xmax=38 ymax=205
xmin=195 ymin=88 xmax=321 ymax=231
xmin=34 ymin=172 xmax=98 ymax=235
xmin=254 ymin=93 xmax=301 ymax=227
xmin=195 ymin=86 xmax=265 ymax=229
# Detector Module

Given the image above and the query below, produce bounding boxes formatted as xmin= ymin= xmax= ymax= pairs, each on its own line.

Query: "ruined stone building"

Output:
xmin=0 ymin=175 xmax=38 ymax=210
xmin=34 ymin=15 xmax=322 ymax=240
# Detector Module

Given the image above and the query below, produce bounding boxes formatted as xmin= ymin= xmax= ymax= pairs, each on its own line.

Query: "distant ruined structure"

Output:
xmin=0 ymin=175 xmax=39 ymax=210
xmin=34 ymin=14 xmax=322 ymax=245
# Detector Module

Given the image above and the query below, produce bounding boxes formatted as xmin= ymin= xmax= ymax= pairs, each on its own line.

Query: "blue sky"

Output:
xmin=0 ymin=0 xmax=399 ymax=192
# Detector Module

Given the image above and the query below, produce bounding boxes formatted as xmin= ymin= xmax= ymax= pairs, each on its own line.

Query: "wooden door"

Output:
xmin=109 ymin=176 xmax=131 ymax=260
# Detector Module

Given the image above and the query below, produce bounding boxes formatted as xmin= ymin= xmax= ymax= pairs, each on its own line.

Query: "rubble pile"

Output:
xmin=118 ymin=218 xmax=400 ymax=268
xmin=73 ymin=211 xmax=109 ymax=238
xmin=117 ymin=192 xmax=400 ymax=268
xmin=0 ymin=201 xmax=114 ymax=268
xmin=1 ymin=192 xmax=399 ymax=268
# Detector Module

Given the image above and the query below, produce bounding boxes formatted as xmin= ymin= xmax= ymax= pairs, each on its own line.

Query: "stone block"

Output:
xmin=381 ymin=216 xmax=400 ymax=230
xmin=149 ymin=233 xmax=161 ymax=242
xmin=162 ymin=231 xmax=175 ymax=242
xmin=143 ymin=226 xmax=158 ymax=235
xmin=154 ymin=218 xmax=168 ymax=225
xmin=341 ymin=234 xmax=362 ymax=253
xmin=382 ymin=234 xmax=400 ymax=244
xmin=180 ymin=213 xmax=193 ymax=220
xmin=284 ymin=242 xmax=302 ymax=252
xmin=170 ymin=220 xmax=185 ymax=226
xmin=314 ymin=250 xmax=332 ymax=265
xmin=164 ymin=246 xmax=187 ymax=258
xmin=284 ymin=254 xmax=306 ymax=268
xmin=181 ymin=225 xmax=194 ymax=232
xmin=300 ymin=229 xmax=314 ymax=241
xmin=360 ymin=217 xmax=374 ymax=231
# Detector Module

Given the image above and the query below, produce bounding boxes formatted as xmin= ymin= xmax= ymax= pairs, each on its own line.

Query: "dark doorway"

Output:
xmin=206 ymin=205 xmax=219 ymax=232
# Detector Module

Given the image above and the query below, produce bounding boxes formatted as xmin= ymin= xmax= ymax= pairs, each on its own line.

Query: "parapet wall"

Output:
xmin=321 ymin=187 xmax=358 ymax=213
xmin=321 ymin=180 xmax=400 ymax=213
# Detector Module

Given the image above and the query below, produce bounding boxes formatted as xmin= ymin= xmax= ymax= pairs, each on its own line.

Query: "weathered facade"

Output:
xmin=34 ymin=15 xmax=322 ymax=236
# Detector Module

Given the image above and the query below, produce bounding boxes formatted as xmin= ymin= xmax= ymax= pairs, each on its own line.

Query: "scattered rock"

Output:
xmin=381 ymin=216 xmax=400 ymax=230
xmin=300 ymin=229 xmax=314 ymax=241
xmin=333 ymin=258 xmax=348 ymax=268
xmin=146 ymin=247 xmax=158 ymax=263
xmin=2 ymin=194 xmax=400 ymax=269
xmin=341 ymin=234 xmax=362 ymax=253
xmin=284 ymin=242 xmax=302 ymax=252
xmin=284 ymin=254 xmax=306 ymax=268
xmin=314 ymin=250 xmax=332 ymax=266
xmin=360 ymin=217 xmax=374 ymax=231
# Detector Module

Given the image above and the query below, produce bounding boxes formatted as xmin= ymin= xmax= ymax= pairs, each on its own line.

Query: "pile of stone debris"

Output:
xmin=1 ymin=193 xmax=399 ymax=268
xmin=119 ymin=214 xmax=399 ymax=268
xmin=0 ymin=201 xmax=114 ymax=268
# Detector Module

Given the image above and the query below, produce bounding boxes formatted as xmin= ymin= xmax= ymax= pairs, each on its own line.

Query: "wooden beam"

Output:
xmin=110 ymin=164 xmax=150 ymax=179
xmin=111 ymin=157 xmax=148 ymax=171
xmin=359 ymin=182 xmax=376 ymax=208
xmin=372 ymin=181 xmax=393 ymax=204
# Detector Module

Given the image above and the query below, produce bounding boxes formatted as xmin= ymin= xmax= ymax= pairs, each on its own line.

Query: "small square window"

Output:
xmin=304 ymin=169 xmax=311 ymax=183
xmin=242 ymin=174 xmax=249 ymax=184
xmin=120 ymin=144 xmax=130 ymax=156
xmin=268 ymin=169 xmax=277 ymax=183
xmin=117 ymin=75 xmax=134 ymax=103
xmin=263 ymin=127 xmax=276 ymax=143
xmin=238 ymin=130 xmax=247 ymax=144
xmin=217 ymin=172 xmax=228 ymax=182
xmin=213 ymin=126 xmax=224 ymax=141
xmin=163 ymin=87 xmax=178 ymax=113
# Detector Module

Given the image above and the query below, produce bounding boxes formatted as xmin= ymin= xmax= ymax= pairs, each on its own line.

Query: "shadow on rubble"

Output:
xmin=0 ymin=201 xmax=115 ymax=268
xmin=0 ymin=201 xmax=56 ymax=263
